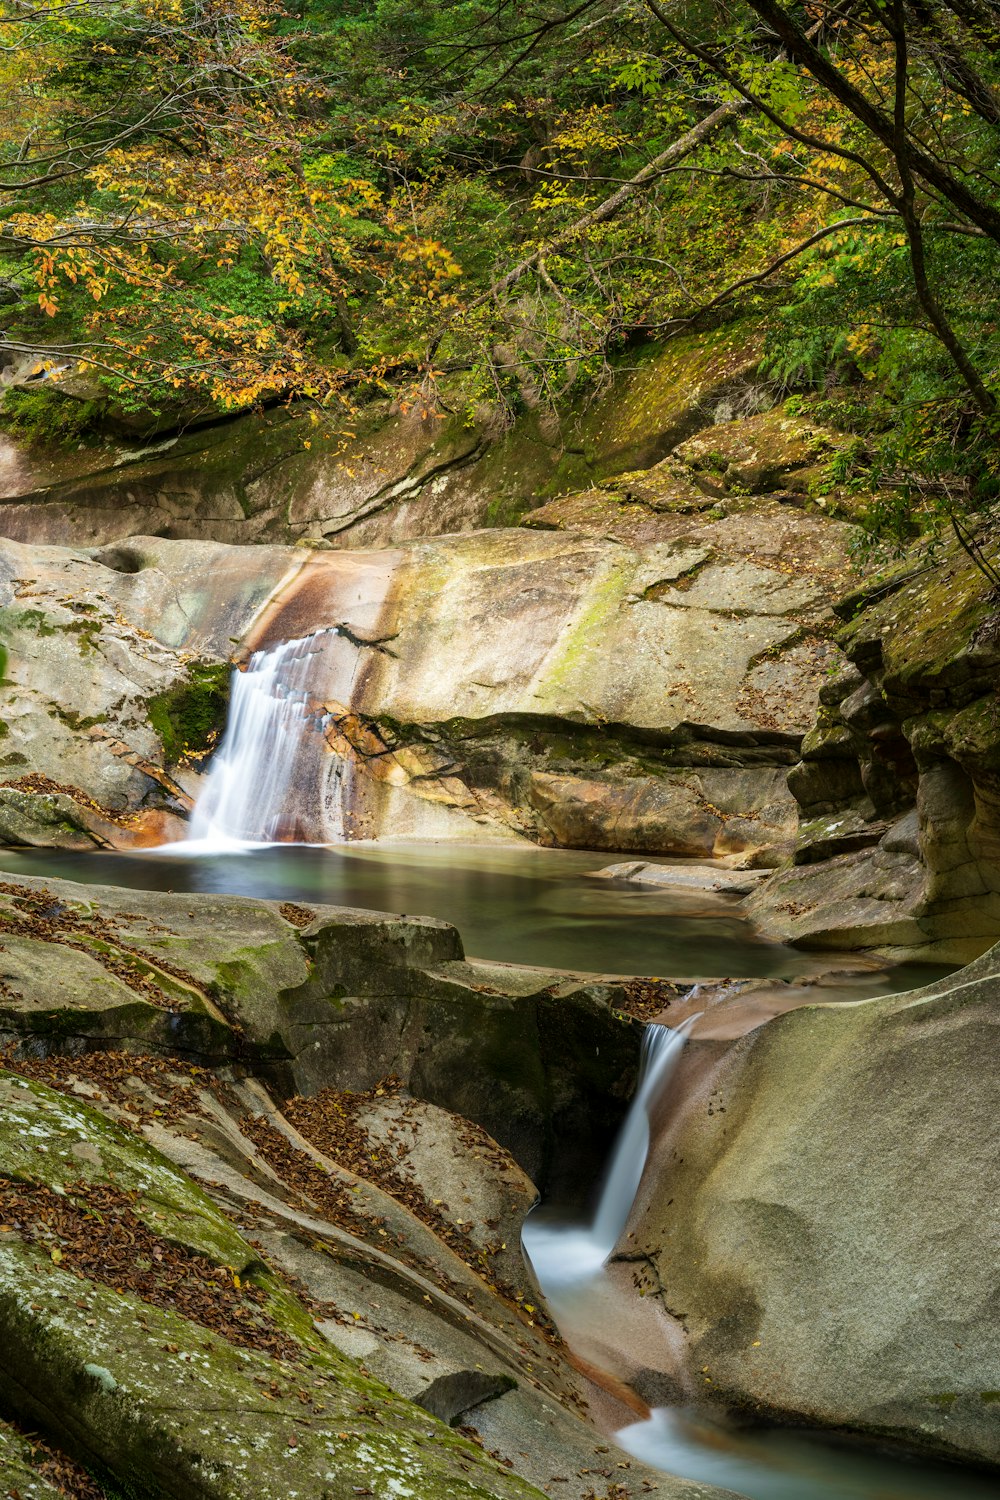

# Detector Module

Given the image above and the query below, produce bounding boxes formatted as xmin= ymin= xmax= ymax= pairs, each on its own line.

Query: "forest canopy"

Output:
xmin=3 ymin=0 xmax=1000 ymax=536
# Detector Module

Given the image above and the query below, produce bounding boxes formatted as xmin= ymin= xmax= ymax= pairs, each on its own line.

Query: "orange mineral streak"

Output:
xmin=239 ymin=548 xmax=404 ymax=660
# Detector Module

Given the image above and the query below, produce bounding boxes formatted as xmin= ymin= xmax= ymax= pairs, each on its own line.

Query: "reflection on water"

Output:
xmin=0 ymin=840 xmax=950 ymax=988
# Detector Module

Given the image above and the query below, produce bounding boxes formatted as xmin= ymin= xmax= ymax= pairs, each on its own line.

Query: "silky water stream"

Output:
xmin=183 ymin=632 xmax=349 ymax=846
xmin=523 ymin=1021 xmax=998 ymax=1500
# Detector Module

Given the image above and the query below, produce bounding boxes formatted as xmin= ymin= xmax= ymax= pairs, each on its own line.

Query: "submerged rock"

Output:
xmin=626 ymin=951 xmax=1000 ymax=1465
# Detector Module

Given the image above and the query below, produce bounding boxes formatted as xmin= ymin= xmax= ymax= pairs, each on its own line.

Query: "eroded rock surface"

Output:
xmin=0 ymin=1070 xmax=546 ymax=1500
xmin=623 ymin=952 xmax=1000 ymax=1466
xmin=0 ymin=872 xmax=736 ymax=1500
xmin=0 ymin=870 xmax=641 ymax=1190
xmin=749 ymin=539 xmax=1000 ymax=961
xmin=0 ymin=500 xmax=853 ymax=859
xmin=0 ymin=325 xmax=771 ymax=550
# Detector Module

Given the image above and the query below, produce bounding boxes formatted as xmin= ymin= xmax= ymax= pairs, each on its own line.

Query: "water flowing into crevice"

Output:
xmin=524 ymin=1019 xmax=998 ymax=1500
xmin=182 ymin=632 xmax=348 ymax=850
xmin=522 ymin=1019 xmax=693 ymax=1295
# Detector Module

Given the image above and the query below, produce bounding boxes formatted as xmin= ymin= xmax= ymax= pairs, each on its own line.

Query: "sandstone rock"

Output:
xmin=746 ymin=845 xmax=929 ymax=953
xmin=572 ymin=321 xmax=768 ymax=477
xmin=416 ymin=1371 xmax=518 ymax=1426
xmin=626 ymin=952 xmax=1000 ymax=1465
xmin=0 ymin=870 xmax=643 ymax=1191
xmin=672 ymin=405 xmax=842 ymax=495
xmin=0 ymin=534 xmax=297 ymax=820
xmin=592 ymin=862 xmax=769 ymax=896
xmin=0 ymin=327 xmax=769 ymax=550
xmin=762 ymin=534 xmax=1000 ymax=959
xmin=346 ymin=1092 xmax=538 ymax=1291
xmin=0 ymin=900 xmax=736 ymax=1500
xmin=792 ymin=809 xmax=888 ymax=864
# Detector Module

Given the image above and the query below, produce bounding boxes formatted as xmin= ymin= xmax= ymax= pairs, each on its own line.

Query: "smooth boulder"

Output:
xmin=625 ymin=950 xmax=1000 ymax=1464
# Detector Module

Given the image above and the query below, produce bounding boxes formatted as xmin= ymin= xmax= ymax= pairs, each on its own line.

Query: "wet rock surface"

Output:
xmin=0 ymin=496 xmax=852 ymax=861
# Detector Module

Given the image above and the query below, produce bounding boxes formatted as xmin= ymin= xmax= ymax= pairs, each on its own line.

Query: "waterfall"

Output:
xmin=522 ymin=1017 xmax=693 ymax=1292
xmin=183 ymin=632 xmax=346 ymax=849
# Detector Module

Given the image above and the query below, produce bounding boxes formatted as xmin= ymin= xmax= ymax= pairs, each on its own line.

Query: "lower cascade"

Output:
xmin=522 ymin=1018 xmax=692 ymax=1292
xmin=186 ymin=633 xmax=347 ymax=848
xmin=527 ymin=1016 xmax=998 ymax=1500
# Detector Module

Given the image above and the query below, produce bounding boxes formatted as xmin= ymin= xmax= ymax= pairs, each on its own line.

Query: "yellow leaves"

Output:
xmin=38 ymin=292 xmax=58 ymax=318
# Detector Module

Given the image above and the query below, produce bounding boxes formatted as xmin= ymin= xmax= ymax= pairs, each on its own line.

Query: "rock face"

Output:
xmin=8 ymin=331 xmax=1000 ymax=959
xmin=0 ymin=324 xmax=774 ymax=550
xmin=624 ymin=952 xmax=1000 ymax=1466
xmin=0 ymin=1069 xmax=544 ymax=1500
xmin=0 ymin=870 xmax=641 ymax=1190
xmin=0 ymin=498 xmax=853 ymax=858
xmin=0 ymin=534 xmax=299 ymax=836
xmin=748 ymin=541 xmax=1000 ymax=962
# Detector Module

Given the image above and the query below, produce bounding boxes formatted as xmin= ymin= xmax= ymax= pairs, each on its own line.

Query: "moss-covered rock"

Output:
xmin=754 ymin=530 xmax=1000 ymax=959
xmin=0 ymin=1071 xmax=546 ymax=1499
xmin=146 ymin=661 xmax=230 ymax=765
xmin=0 ymin=871 xmax=646 ymax=1191
xmin=0 ymin=1418 xmax=82 ymax=1499
xmin=672 ymin=404 xmax=844 ymax=495
xmin=0 ymin=323 xmax=771 ymax=551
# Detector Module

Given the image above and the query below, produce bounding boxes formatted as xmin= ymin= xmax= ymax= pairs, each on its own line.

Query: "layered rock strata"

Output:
xmin=748 ymin=540 xmax=1000 ymax=963
xmin=0 ymin=503 xmax=853 ymax=860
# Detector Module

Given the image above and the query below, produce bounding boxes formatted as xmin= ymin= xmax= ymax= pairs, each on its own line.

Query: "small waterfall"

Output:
xmin=522 ymin=1018 xmax=693 ymax=1291
xmin=184 ymin=632 xmax=346 ymax=849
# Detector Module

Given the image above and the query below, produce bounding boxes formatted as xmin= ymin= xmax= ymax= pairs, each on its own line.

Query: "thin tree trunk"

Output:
xmin=470 ymin=98 xmax=745 ymax=308
xmin=887 ymin=0 xmax=997 ymax=414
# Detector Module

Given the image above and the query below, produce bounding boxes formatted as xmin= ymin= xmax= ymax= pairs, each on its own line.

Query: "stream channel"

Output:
xmin=3 ymin=838 xmax=993 ymax=1500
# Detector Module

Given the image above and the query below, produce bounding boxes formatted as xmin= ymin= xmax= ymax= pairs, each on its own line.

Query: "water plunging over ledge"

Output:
xmin=524 ymin=1021 xmax=998 ymax=1500
xmin=523 ymin=1020 xmax=693 ymax=1293
xmin=181 ymin=632 xmax=350 ymax=849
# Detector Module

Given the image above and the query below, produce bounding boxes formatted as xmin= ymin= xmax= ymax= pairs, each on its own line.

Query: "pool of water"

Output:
xmin=0 ymin=839 xmax=946 ymax=991
xmin=617 ymin=1408 xmax=1000 ymax=1499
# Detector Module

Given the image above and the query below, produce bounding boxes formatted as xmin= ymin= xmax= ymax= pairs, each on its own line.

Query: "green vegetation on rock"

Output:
xmin=146 ymin=661 xmax=231 ymax=765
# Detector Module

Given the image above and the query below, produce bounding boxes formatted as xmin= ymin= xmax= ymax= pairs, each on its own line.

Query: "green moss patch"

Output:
xmin=0 ymin=385 xmax=106 ymax=446
xmin=146 ymin=661 xmax=230 ymax=764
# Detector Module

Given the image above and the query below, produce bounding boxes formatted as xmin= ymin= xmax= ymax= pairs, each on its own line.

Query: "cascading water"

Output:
xmin=522 ymin=1019 xmax=693 ymax=1294
xmin=525 ymin=1019 xmax=998 ymax=1500
xmin=182 ymin=632 xmax=348 ymax=849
